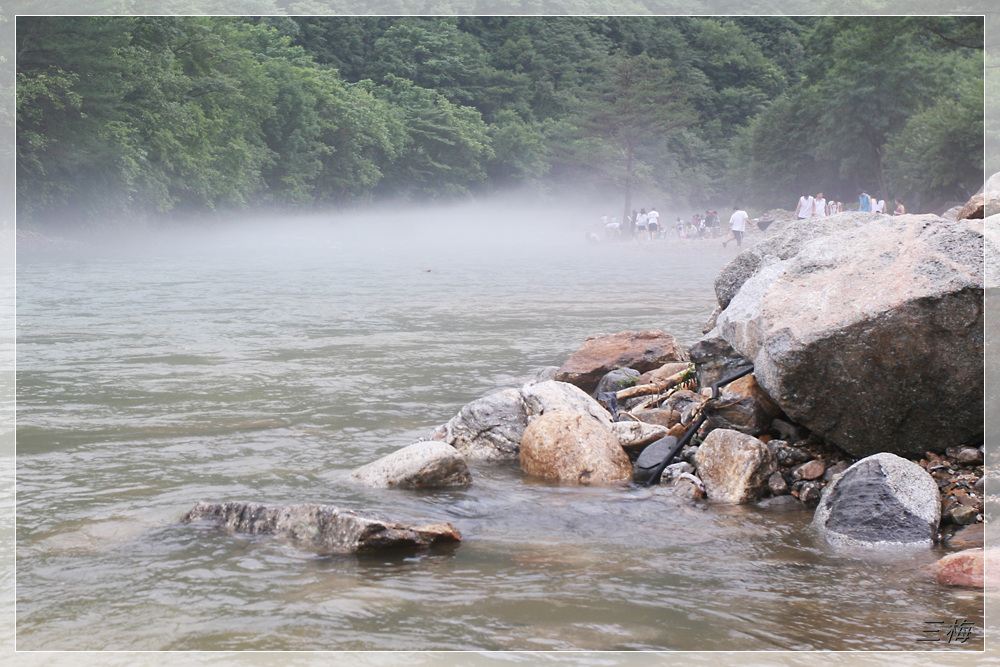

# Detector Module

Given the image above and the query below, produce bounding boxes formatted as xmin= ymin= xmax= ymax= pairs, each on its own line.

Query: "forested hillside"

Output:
xmin=15 ymin=15 xmax=982 ymax=227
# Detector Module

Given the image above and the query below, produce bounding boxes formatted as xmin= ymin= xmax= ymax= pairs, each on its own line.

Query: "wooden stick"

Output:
xmin=615 ymin=366 xmax=693 ymax=400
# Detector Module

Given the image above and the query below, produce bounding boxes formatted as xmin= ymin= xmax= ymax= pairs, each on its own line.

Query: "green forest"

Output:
xmin=15 ymin=15 xmax=984 ymax=227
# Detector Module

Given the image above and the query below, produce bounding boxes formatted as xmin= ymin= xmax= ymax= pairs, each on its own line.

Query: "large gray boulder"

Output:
xmin=714 ymin=212 xmax=879 ymax=309
xmin=182 ymin=502 xmax=461 ymax=554
xmin=716 ymin=215 xmax=983 ymax=458
xmin=348 ymin=440 xmax=472 ymax=488
xmin=693 ymin=429 xmax=777 ymax=504
xmin=434 ymin=388 xmax=528 ymax=460
xmin=812 ymin=453 xmax=940 ymax=549
xmin=519 ymin=411 xmax=631 ymax=484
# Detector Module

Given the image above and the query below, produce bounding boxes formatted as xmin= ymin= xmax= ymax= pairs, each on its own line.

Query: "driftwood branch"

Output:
xmin=615 ymin=366 xmax=694 ymax=400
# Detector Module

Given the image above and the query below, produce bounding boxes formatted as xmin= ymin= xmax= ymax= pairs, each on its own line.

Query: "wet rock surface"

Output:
xmin=554 ymin=329 xmax=689 ymax=393
xmin=182 ymin=502 xmax=461 ymax=554
xmin=520 ymin=380 xmax=614 ymax=427
xmin=928 ymin=548 xmax=1000 ymax=588
xmin=611 ymin=420 xmax=669 ymax=455
xmin=812 ymin=453 xmax=940 ymax=549
xmin=349 ymin=440 xmax=472 ymax=489
xmin=519 ymin=410 xmax=631 ymax=484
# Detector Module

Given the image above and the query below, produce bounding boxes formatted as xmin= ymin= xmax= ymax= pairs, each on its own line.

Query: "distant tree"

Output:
xmin=577 ymin=49 xmax=696 ymax=225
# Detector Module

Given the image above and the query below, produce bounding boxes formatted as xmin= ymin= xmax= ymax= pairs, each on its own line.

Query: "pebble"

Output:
xmin=956 ymin=447 xmax=984 ymax=465
xmin=822 ymin=461 xmax=849 ymax=481
xmin=975 ymin=476 xmax=985 ymax=494
xmin=768 ymin=471 xmax=789 ymax=496
xmin=947 ymin=505 xmax=979 ymax=525
xmin=798 ymin=481 xmax=823 ymax=506
xmin=944 ymin=523 xmax=984 ymax=550
xmin=792 ymin=459 xmax=826 ymax=481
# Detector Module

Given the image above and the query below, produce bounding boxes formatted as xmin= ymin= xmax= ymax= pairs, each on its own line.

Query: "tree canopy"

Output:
xmin=14 ymin=15 xmax=984 ymax=227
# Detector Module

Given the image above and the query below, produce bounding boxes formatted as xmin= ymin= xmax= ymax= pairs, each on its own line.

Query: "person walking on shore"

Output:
xmin=647 ymin=207 xmax=660 ymax=240
xmin=812 ymin=192 xmax=827 ymax=218
xmin=795 ymin=193 xmax=814 ymax=220
xmin=722 ymin=206 xmax=748 ymax=248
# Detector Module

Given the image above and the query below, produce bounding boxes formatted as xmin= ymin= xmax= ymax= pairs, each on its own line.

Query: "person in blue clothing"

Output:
xmin=858 ymin=189 xmax=871 ymax=212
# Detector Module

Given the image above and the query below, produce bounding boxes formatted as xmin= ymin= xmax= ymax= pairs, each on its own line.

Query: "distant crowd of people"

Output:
xmin=597 ymin=205 xmax=751 ymax=248
xmin=795 ymin=189 xmax=906 ymax=219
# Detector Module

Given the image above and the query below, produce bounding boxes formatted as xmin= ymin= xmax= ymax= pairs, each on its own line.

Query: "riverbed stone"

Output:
xmin=434 ymin=388 xmax=527 ymax=460
xmin=768 ymin=471 xmax=789 ymax=496
xmin=958 ymin=192 xmax=984 ymax=220
xmin=693 ymin=429 xmax=778 ymax=504
xmin=182 ymin=502 xmax=461 ymax=554
xmin=812 ymin=453 xmax=941 ymax=549
xmin=767 ymin=440 xmax=811 ymax=466
xmin=637 ymin=362 xmax=693 ymax=386
xmin=349 ymin=440 xmax=472 ymax=489
xmin=554 ymin=330 xmax=689 ymax=393
xmin=520 ymin=411 xmax=631 ymax=484
xmin=631 ymin=408 xmax=677 ymax=428
xmin=716 ymin=215 xmax=983 ymax=458
xmin=928 ymin=548 xmax=1000 ymax=588
xmin=792 ymin=459 xmax=827 ymax=481
xmin=723 ymin=373 xmax=783 ymax=419
xmin=944 ymin=523 xmax=985 ymax=550
xmin=688 ymin=331 xmax=753 ymax=390
xmin=610 ymin=420 xmax=669 ymax=454
xmin=520 ymin=380 xmax=614 ymax=427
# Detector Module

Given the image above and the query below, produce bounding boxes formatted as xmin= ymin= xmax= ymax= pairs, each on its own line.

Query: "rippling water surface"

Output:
xmin=14 ymin=215 xmax=984 ymax=652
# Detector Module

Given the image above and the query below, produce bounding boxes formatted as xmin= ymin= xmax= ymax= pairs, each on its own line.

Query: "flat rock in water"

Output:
xmin=554 ymin=330 xmax=689 ymax=393
xmin=716 ymin=215 xmax=983 ymax=458
xmin=812 ymin=453 xmax=940 ymax=549
xmin=520 ymin=380 xmax=613 ymax=427
xmin=945 ymin=523 xmax=984 ymax=550
xmin=520 ymin=410 xmax=631 ymax=484
xmin=693 ymin=429 xmax=777 ymax=504
xmin=434 ymin=388 xmax=527 ymax=460
xmin=182 ymin=502 xmax=461 ymax=554
xmin=349 ymin=440 xmax=472 ymax=488
xmin=928 ymin=548 xmax=1000 ymax=588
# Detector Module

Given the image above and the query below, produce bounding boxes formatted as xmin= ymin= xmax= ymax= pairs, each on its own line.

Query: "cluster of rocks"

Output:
xmin=185 ymin=182 xmax=992 ymax=584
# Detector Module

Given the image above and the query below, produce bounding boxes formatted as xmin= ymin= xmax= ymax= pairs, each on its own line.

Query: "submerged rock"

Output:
xmin=716 ymin=216 xmax=983 ymax=458
xmin=349 ymin=440 xmax=472 ymax=489
xmin=434 ymin=388 xmax=528 ymax=460
xmin=928 ymin=548 xmax=1000 ymax=588
xmin=182 ymin=502 xmax=461 ymax=554
xmin=554 ymin=330 xmax=689 ymax=393
xmin=519 ymin=410 xmax=631 ymax=484
xmin=693 ymin=429 xmax=777 ymax=504
xmin=812 ymin=453 xmax=940 ymax=549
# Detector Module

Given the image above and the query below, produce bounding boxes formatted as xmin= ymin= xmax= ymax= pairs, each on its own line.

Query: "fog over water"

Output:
xmin=11 ymin=200 xmax=987 ymax=655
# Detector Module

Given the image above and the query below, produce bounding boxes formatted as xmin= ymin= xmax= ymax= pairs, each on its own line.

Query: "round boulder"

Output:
xmin=812 ymin=452 xmax=940 ymax=549
xmin=349 ymin=440 xmax=472 ymax=489
xmin=693 ymin=429 xmax=778 ymax=504
xmin=519 ymin=411 xmax=631 ymax=485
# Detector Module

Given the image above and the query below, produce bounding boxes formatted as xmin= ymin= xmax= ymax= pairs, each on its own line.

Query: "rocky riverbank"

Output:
xmin=184 ymin=185 xmax=993 ymax=588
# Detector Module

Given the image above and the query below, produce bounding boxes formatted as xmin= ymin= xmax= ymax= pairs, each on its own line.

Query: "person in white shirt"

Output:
xmin=723 ymin=206 xmax=749 ymax=248
xmin=634 ymin=208 xmax=648 ymax=240
xmin=872 ymin=192 xmax=886 ymax=214
xmin=795 ymin=194 xmax=813 ymax=219
xmin=812 ymin=192 xmax=826 ymax=218
xmin=646 ymin=207 xmax=660 ymax=240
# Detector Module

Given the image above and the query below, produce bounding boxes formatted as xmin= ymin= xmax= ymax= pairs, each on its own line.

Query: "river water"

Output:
xmin=13 ymin=211 xmax=986 ymax=654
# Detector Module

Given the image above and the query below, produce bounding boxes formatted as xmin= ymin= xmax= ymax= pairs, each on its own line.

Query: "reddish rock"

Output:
xmin=723 ymin=373 xmax=783 ymax=418
xmin=519 ymin=411 xmax=631 ymax=484
xmin=928 ymin=548 xmax=1000 ymax=588
xmin=793 ymin=459 xmax=827 ymax=481
xmin=637 ymin=362 xmax=693 ymax=386
xmin=957 ymin=192 xmax=984 ymax=220
xmin=944 ymin=523 xmax=984 ymax=550
xmin=554 ymin=330 xmax=689 ymax=393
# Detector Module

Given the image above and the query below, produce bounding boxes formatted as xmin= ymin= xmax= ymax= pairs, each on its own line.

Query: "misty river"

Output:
xmin=14 ymin=208 xmax=984 ymax=652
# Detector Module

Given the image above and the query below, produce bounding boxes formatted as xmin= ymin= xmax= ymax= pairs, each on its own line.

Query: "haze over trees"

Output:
xmin=15 ymin=15 xmax=983 ymax=227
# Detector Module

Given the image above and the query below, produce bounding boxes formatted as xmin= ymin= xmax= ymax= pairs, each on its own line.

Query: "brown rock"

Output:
xmin=768 ymin=471 xmax=789 ymax=495
xmin=693 ymin=429 xmax=778 ymax=504
xmin=945 ymin=523 xmax=984 ymax=550
xmin=793 ymin=459 xmax=827 ymax=481
xmin=519 ymin=411 xmax=631 ymax=484
xmin=957 ymin=192 xmax=984 ymax=220
xmin=554 ymin=330 xmax=689 ymax=393
xmin=928 ymin=548 xmax=1000 ymax=588
xmin=667 ymin=423 xmax=687 ymax=438
xmin=723 ymin=373 xmax=783 ymax=418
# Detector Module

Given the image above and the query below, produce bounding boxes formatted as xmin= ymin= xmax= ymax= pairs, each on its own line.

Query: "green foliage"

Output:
xmin=14 ymin=14 xmax=985 ymax=226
